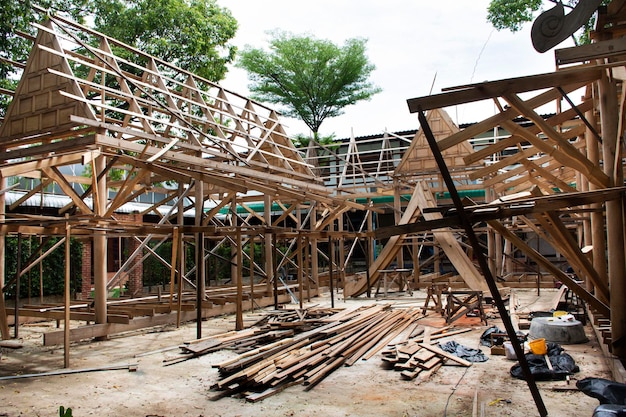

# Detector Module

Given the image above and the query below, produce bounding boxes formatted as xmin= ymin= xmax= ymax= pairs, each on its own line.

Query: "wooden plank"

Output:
xmin=439 ymin=82 xmax=589 ymax=152
xmin=556 ymin=37 xmax=626 ymax=65
xmin=417 ymin=343 xmax=472 ymax=367
xmin=407 ymin=66 xmax=602 ymax=113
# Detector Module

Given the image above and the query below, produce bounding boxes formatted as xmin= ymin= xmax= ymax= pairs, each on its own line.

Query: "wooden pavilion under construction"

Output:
xmin=1 ymin=3 xmax=626 ymax=386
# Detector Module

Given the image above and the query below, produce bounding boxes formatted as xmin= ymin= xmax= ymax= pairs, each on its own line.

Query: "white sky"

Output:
xmin=217 ymin=0 xmax=574 ymax=139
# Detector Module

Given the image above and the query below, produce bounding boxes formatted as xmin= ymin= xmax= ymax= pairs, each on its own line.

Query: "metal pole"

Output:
xmin=417 ymin=109 xmax=548 ymax=417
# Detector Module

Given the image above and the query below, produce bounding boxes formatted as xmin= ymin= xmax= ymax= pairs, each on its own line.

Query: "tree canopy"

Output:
xmin=0 ymin=0 xmax=237 ymax=83
xmin=237 ymin=31 xmax=381 ymax=135
xmin=92 ymin=0 xmax=237 ymax=81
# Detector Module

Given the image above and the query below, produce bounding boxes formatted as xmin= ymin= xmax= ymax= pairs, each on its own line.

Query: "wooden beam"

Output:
xmin=407 ymin=66 xmax=603 ymax=113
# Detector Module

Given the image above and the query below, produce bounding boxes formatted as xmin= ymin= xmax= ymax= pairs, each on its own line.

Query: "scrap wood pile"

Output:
xmin=380 ymin=326 xmax=474 ymax=382
xmin=175 ymin=304 xmax=425 ymax=401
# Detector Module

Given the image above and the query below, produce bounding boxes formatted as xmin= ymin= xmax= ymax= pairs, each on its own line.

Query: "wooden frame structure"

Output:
xmin=2 ymin=2 xmax=626 ymax=371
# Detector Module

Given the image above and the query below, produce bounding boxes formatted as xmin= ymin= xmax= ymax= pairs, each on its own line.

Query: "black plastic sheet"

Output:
xmin=439 ymin=340 xmax=489 ymax=363
xmin=577 ymin=377 xmax=626 ymax=405
xmin=510 ymin=343 xmax=579 ymax=381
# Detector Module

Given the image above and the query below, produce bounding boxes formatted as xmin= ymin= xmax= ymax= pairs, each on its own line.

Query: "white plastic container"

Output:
xmin=504 ymin=341 xmax=517 ymax=360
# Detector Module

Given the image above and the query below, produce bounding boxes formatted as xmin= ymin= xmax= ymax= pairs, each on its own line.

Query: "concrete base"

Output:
xmin=529 ymin=316 xmax=588 ymax=344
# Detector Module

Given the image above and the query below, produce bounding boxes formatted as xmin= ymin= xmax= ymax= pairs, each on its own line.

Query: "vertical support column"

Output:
xmin=585 ymin=103 xmax=608 ymax=299
xmin=176 ymin=183 xmax=185 ymax=327
xmin=195 ymin=180 xmax=205 ymax=339
xmin=310 ymin=205 xmax=319 ymax=292
xmin=0 ymin=175 xmax=9 ymax=339
xmin=64 ymin=217 xmax=71 ymax=368
xmin=367 ymin=202 xmax=374 ymax=298
xmin=393 ymin=184 xmax=404 ymax=268
xmin=599 ymin=73 xmax=626 ymax=358
xmin=235 ymin=229 xmax=243 ymax=331
xmin=329 ymin=237 xmax=335 ymax=308
xmin=250 ymin=236 xmax=255 ymax=311
xmin=338 ymin=215 xmax=345 ymax=290
xmin=93 ymin=154 xmax=108 ymax=330
xmin=297 ymin=232 xmax=303 ymax=309
xmin=264 ymin=194 xmax=274 ymax=293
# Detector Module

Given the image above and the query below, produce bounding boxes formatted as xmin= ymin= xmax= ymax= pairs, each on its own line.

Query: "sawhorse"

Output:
xmin=443 ymin=290 xmax=487 ymax=325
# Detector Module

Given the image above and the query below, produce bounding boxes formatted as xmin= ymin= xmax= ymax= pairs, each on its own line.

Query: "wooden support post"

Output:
xmin=304 ymin=235 xmax=311 ymax=302
xmin=311 ymin=205 xmax=319 ymax=292
xmin=367 ymin=202 xmax=374 ymax=298
xmin=0 ymin=176 xmax=9 ymax=339
xmin=297 ymin=233 xmax=303 ymax=309
xmin=264 ymin=194 xmax=273 ymax=294
xmin=394 ymin=183 xmax=404 ymax=268
xmin=93 ymin=154 xmax=107 ymax=333
xmin=599 ymin=72 xmax=626 ymax=357
xmin=585 ymin=103 xmax=608 ymax=298
xmin=338 ymin=216 xmax=345 ymax=291
xmin=272 ymin=234 xmax=278 ymax=309
xmin=64 ymin=217 xmax=71 ymax=368
xmin=250 ymin=236 xmax=255 ymax=312
xmin=169 ymin=227 xmax=179 ymax=310
xmin=236 ymin=229 xmax=243 ymax=331
xmin=195 ymin=180 xmax=204 ymax=339
xmin=329 ymin=238 xmax=335 ymax=309
xmin=176 ymin=182 xmax=185 ymax=328
xmin=14 ymin=233 xmax=21 ymax=338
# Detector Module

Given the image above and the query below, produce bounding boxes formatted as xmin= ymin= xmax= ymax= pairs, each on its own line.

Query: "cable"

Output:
xmin=442 ymin=364 xmax=472 ymax=417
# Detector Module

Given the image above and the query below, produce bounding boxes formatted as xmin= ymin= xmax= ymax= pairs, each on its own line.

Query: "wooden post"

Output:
xmin=264 ymin=194 xmax=274 ymax=293
xmin=195 ymin=180 xmax=204 ymax=339
xmin=93 ymin=154 xmax=108 ymax=332
xmin=365 ymin=236 xmax=372 ymax=298
xmin=169 ymin=227 xmax=179 ymax=310
xmin=304 ymin=235 xmax=311 ymax=302
xmin=176 ymin=183 xmax=185 ymax=327
xmin=393 ymin=183 xmax=404 ymax=268
xmin=64 ymin=217 xmax=71 ymax=368
xmin=599 ymin=73 xmax=626 ymax=358
xmin=367 ymin=202 xmax=374 ymax=298
xmin=329 ymin=238 xmax=335 ymax=308
xmin=297 ymin=233 xmax=303 ymax=309
xmin=338 ymin=215 xmax=345 ymax=291
xmin=14 ymin=233 xmax=22 ymax=338
xmin=235 ymin=229 xmax=243 ymax=331
xmin=272 ymin=233 xmax=278 ymax=309
xmin=0 ymin=176 xmax=9 ymax=339
xmin=310 ymin=205 xmax=319 ymax=292
xmin=250 ymin=236 xmax=255 ymax=312
xmin=585 ymin=103 xmax=608 ymax=299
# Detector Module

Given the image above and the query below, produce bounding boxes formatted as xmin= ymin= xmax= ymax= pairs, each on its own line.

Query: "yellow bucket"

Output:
xmin=553 ymin=311 xmax=567 ymax=317
xmin=529 ymin=338 xmax=547 ymax=355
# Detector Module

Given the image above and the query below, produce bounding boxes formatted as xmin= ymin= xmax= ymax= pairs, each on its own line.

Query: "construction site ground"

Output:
xmin=0 ymin=288 xmax=614 ymax=417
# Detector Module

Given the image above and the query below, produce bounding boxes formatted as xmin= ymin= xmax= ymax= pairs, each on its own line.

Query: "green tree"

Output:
xmin=92 ymin=0 xmax=238 ymax=82
xmin=0 ymin=0 xmax=237 ymax=92
xmin=237 ymin=31 xmax=381 ymax=137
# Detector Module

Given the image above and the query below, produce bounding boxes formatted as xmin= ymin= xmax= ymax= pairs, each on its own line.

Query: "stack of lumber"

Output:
xmin=181 ymin=304 xmax=424 ymax=401
xmin=380 ymin=326 xmax=473 ymax=382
